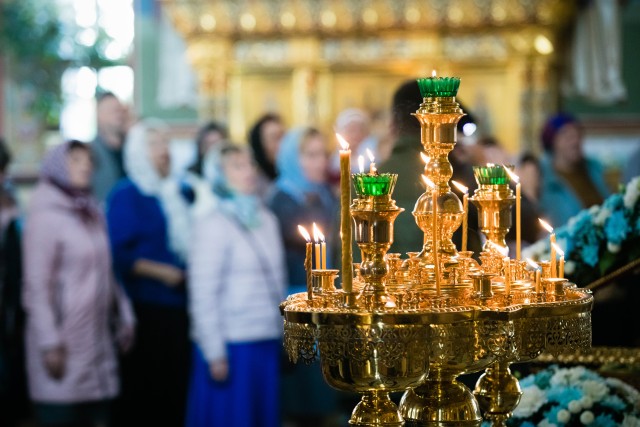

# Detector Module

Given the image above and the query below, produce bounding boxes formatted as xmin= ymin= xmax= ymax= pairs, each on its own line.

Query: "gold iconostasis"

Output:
xmin=160 ymin=0 xmax=576 ymax=152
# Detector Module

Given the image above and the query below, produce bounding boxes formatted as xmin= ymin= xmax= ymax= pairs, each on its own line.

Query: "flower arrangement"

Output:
xmin=523 ymin=176 xmax=640 ymax=286
xmin=484 ymin=365 xmax=640 ymax=427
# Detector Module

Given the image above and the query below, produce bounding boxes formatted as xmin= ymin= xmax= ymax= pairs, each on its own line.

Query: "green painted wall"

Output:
xmin=135 ymin=0 xmax=197 ymax=123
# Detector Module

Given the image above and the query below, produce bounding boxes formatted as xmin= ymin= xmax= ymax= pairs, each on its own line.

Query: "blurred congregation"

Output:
xmin=1 ymin=0 xmax=640 ymax=427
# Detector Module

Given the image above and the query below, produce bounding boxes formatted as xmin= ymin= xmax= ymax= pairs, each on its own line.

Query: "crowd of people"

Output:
xmin=0 ymin=80 xmax=638 ymax=427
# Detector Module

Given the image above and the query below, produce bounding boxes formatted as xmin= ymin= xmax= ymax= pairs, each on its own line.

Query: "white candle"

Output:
xmin=366 ymin=148 xmax=377 ymax=174
xmin=539 ymin=218 xmax=556 ymax=277
xmin=298 ymin=225 xmax=313 ymax=300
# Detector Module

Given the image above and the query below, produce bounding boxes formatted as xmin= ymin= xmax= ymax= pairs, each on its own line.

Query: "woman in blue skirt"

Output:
xmin=185 ymin=143 xmax=286 ymax=427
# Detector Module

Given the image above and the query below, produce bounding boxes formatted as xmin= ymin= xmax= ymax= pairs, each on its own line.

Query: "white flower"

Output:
xmin=580 ymin=396 xmax=593 ymax=409
xmin=623 ymin=414 xmax=640 ymax=427
xmin=557 ymin=409 xmax=571 ymax=423
xmin=593 ymin=207 xmax=611 ymax=226
xmin=564 ymin=261 xmax=576 ymax=275
xmin=538 ymin=420 xmax=558 ymax=427
xmin=580 ymin=411 xmax=595 ymax=425
xmin=607 ymin=242 xmax=621 ymax=253
xmin=568 ymin=400 xmax=582 ymax=413
xmin=513 ymin=385 xmax=547 ymax=418
xmin=589 ymin=205 xmax=601 ymax=215
xmin=624 ymin=177 xmax=640 ymax=209
xmin=581 ymin=379 xmax=609 ymax=401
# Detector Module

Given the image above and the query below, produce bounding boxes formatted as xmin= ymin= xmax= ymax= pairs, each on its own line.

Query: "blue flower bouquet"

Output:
xmin=486 ymin=365 xmax=640 ymax=427
xmin=523 ymin=176 xmax=640 ymax=287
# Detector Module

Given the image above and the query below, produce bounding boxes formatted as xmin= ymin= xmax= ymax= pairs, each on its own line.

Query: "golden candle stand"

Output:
xmin=280 ymin=82 xmax=593 ymax=427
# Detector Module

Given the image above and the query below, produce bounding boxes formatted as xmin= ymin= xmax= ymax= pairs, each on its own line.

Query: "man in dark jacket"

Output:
xmin=379 ymin=80 xmax=482 ymax=257
xmin=92 ymin=92 xmax=127 ymax=204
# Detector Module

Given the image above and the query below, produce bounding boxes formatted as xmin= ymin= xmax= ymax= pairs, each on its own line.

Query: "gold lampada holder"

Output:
xmin=470 ymin=167 xmax=516 ymax=251
xmin=351 ymin=192 xmax=404 ymax=309
xmin=413 ymin=96 xmax=464 ymax=262
xmin=280 ymin=77 xmax=593 ymax=427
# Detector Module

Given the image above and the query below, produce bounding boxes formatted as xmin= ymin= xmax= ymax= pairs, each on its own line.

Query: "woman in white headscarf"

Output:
xmin=185 ymin=143 xmax=286 ymax=427
xmin=106 ymin=119 xmax=192 ymax=427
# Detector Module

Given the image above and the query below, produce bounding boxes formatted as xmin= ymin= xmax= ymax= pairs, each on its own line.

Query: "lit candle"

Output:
xmin=358 ymin=155 xmax=365 ymax=174
xmin=318 ymin=227 xmax=327 ymax=270
xmin=539 ymin=218 xmax=556 ymax=277
xmin=504 ymin=257 xmax=511 ymax=295
xmin=526 ymin=258 xmax=541 ymax=293
xmin=336 ymin=133 xmax=353 ymax=294
xmin=423 ymin=175 xmax=440 ymax=295
xmin=503 ymin=166 xmax=521 ymax=260
xmin=298 ymin=225 xmax=313 ymax=300
xmin=366 ymin=148 xmax=377 ymax=174
xmin=451 ymin=180 xmax=468 ymax=252
xmin=552 ymin=242 xmax=565 ymax=279
xmin=312 ymin=222 xmax=321 ymax=270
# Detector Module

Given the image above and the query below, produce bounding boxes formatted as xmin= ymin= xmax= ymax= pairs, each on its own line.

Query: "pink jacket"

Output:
xmin=22 ymin=182 xmax=135 ymax=403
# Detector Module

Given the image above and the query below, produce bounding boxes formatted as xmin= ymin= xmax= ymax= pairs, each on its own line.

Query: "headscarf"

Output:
xmin=274 ymin=127 xmax=334 ymax=209
xmin=40 ymin=141 xmax=100 ymax=221
xmin=208 ymin=144 xmax=261 ymax=229
xmin=249 ymin=114 xmax=281 ymax=180
xmin=541 ymin=113 xmax=579 ymax=153
xmin=124 ymin=119 xmax=191 ymax=262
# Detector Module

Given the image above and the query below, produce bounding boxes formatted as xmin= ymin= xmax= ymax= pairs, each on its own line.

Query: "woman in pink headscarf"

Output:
xmin=22 ymin=141 xmax=135 ymax=427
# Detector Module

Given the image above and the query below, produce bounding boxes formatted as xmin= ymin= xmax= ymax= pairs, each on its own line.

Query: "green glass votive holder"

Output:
xmin=473 ymin=165 xmax=514 ymax=186
xmin=434 ymin=77 xmax=461 ymax=97
xmin=417 ymin=76 xmax=461 ymax=98
xmin=417 ymin=77 xmax=437 ymax=98
xmin=353 ymin=173 xmax=397 ymax=197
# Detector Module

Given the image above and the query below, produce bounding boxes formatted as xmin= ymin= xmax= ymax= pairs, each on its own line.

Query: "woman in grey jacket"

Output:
xmin=186 ymin=143 xmax=286 ymax=427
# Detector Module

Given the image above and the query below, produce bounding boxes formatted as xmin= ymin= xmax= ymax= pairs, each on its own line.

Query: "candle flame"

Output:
xmin=358 ymin=155 xmax=365 ymax=173
xmin=431 ymin=69 xmax=436 ymax=77
xmin=421 ymin=175 xmax=436 ymax=189
xmin=526 ymin=258 xmax=540 ymax=270
xmin=539 ymin=218 xmax=554 ymax=233
xmin=502 ymin=165 xmax=520 ymax=184
xmin=451 ymin=180 xmax=468 ymax=194
xmin=487 ymin=163 xmax=495 ymax=167
xmin=420 ymin=152 xmax=430 ymax=165
xmin=551 ymin=242 xmax=564 ymax=257
xmin=365 ymin=148 xmax=375 ymax=163
xmin=312 ymin=222 xmax=320 ymax=243
xmin=335 ymin=133 xmax=349 ymax=151
xmin=298 ymin=225 xmax=311 ymax=242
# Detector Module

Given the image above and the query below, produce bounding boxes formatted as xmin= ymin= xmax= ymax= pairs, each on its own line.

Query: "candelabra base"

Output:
xmin=349 ymin=391 xmax=404 ymax=427
xmin=399 ymin=378 xmax=482 ymax=426
xmin=473 ymin=361 xmax=522 ymax=427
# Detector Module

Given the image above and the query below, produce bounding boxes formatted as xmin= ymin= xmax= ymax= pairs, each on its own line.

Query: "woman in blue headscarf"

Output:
xmin=267 ymin=127 xmax=337 ymax=295
xmin=539 ymin=113 xmax=610 ymax=226
xmin=267 ymin=127 xmax=339 ymax=427
xmin=185 ymin=143 xmax=286 ymax=427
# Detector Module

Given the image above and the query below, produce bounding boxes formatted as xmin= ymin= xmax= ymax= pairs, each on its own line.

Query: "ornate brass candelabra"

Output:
xmin=280 ymin=76 xmax=593 ymax=427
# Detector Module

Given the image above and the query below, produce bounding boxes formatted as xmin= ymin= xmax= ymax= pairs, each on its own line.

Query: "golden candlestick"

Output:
xmin=280 ymin=75 xmax=593 ymax=427
xmin=412 ymin=95 xmax=464 ymax=261
xmin=470 ymin=166 xmax=516 ymax=251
